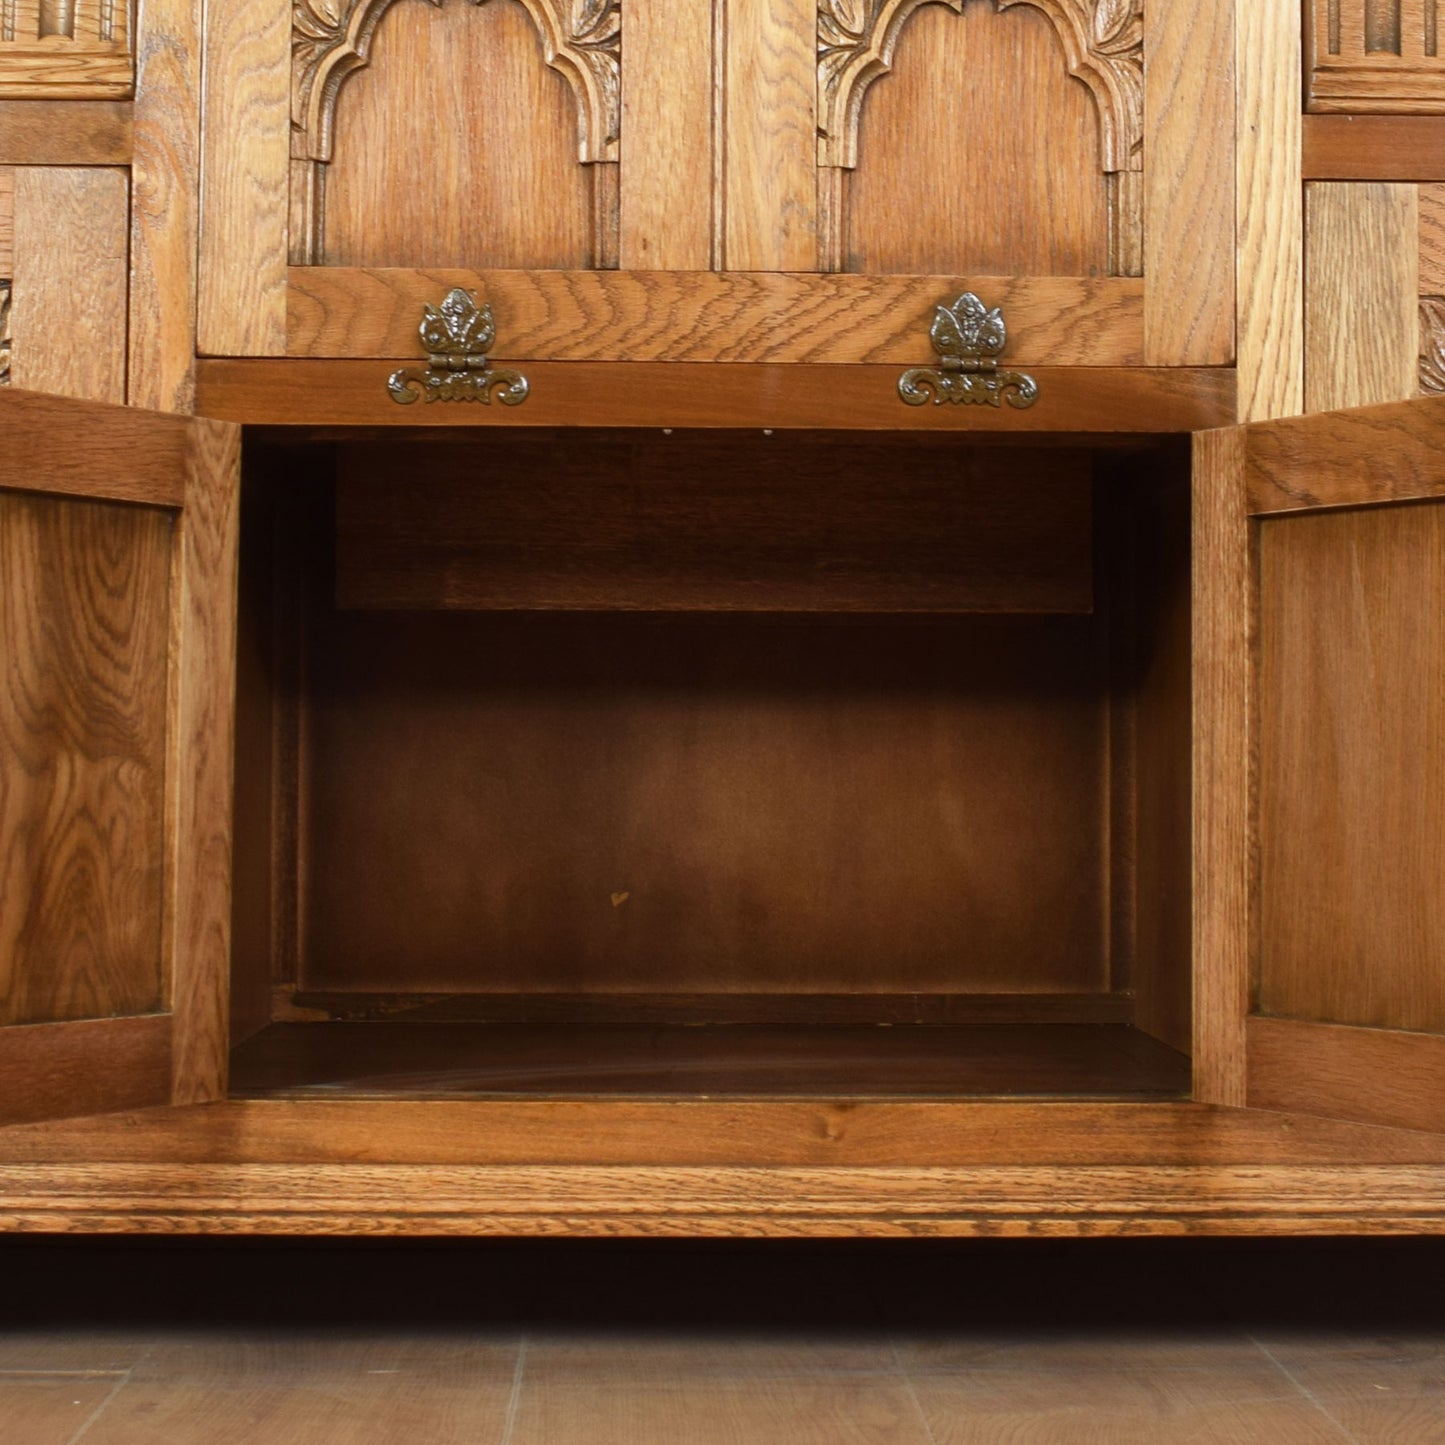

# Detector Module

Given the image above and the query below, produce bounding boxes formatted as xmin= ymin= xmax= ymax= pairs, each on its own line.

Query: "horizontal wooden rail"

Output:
xmin=197 ymin=361 xmax=1236 ymax=432
xmin=284 ymin=269 xmax=1145 ymax=367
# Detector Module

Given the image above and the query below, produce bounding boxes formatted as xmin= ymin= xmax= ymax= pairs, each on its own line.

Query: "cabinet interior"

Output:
xmin=229 ymin=430 xmax=1194 ymax=1102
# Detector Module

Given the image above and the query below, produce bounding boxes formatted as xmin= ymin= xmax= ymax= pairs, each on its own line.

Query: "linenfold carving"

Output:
xmin=1421 ymin=297 xmax=1445 ymax=395
xmin=292 ymin=0 xmax=619 ymax=263
xmin=818 ymin=0 xmax=1143 ymax=274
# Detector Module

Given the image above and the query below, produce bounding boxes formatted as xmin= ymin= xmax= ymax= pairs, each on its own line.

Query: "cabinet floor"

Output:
xmin=228 ymin=1021 xmax=1191 ymax=1101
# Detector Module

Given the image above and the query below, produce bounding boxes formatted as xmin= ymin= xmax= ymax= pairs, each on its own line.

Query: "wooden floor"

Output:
xmin=228 ymin=1021 xmax=1192 ymax=1100
xmin=0 ymin=1238 xmax=1440 ymax=1442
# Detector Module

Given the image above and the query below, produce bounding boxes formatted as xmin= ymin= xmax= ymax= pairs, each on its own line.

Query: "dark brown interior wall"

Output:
xmin=231 ymin=434 xmax=1191 ymax=1027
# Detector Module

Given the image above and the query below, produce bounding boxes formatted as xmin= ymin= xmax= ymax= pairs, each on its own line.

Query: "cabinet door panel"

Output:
xmin=0 ymin=389 xmax=239 ymax=1125
xmin=1196 ymin=395 xmax=1445 ymax=1132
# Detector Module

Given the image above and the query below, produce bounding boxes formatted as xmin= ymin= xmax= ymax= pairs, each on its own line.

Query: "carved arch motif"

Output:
xmin=818 ymin=0 xmax=1143 ymax=274
xmin=291 ymin=0 xmax=619 ymax=263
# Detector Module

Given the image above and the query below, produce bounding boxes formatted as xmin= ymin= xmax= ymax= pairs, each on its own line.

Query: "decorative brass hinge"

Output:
xmin=898 ymin=292 xmax=1039 ymax=410
xmin=387 ymin=288 xmax=530 ymax=406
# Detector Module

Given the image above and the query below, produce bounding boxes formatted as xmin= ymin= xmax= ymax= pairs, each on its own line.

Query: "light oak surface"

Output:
xmin=322 ymin=1 xmax=592 ymax=270
xmin=1236 ymin=0 xmax=1303 ymax=421
xmin=195 ymin=0 xmax=288 ymax=357
xmin=128 ymin=0 xmax=204 ymax=408
xmin=842 ymin=3 xmax=1108 ymax=278
xmin=1304 ymin=182 xmax=1420 ymax=412
xmin=285 ymin=267 xmax=1145 ymax=365
xmin=8 ymin=165 xmax=127 ymax=402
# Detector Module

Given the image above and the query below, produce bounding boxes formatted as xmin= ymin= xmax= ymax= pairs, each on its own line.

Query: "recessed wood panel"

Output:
xmin=336 ymin=436 xmax=1094 ymax=613
xmin=844 ymin=3 xmax=1108 ymax=276
xmin=1258 ymin=501 xmax=1445 ymax=1033
xmin=0 ymin=491 xmax=172 ymax=1026
xmin=322 ymin=0 xmax=590 ymax=268
xmin=299 ymin=612 xmax=1111 ymax=996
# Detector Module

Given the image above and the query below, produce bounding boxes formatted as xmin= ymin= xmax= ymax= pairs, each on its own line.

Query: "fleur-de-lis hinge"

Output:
xmin=387 ymin=288 xmax=530 ymax=406
xmin=898 ymin=293 xmax=1039 ymax=410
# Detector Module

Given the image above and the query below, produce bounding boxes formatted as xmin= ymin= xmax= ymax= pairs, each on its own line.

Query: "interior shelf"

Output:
xmin=230 ymin=1022 xmax=1191 ymax=1101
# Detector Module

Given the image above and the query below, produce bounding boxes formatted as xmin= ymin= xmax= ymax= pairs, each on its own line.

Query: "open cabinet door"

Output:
xmin=1195 ymin=395 xmax=1445 ymax=1134
xmin=0 ymin=389 xmax=238 ymax=1125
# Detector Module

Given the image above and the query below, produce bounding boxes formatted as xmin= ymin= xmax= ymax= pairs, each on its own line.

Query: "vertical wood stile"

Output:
xmin=723 ymin=0 xmax=816 ymax=270
xmin=1238 ymin=0 xmax=1304 ymax=421
xmin=197 ymin=0 xmax=290 ymax=357
xmin=11 ymin=166 xmax=126 ymax=402
xmin=167 ymin=418 xmax=241 ymax=1104
xmin=1145 ymin=0 xmax=1235 ymax=364
xmin=1304 ymin=182 xmax=1418 ymax=411
xmin=1192 ymin=427 xmax=1251 ymax=1108
xmin=620 ymin=0 xmax=715 ymax=269
xmin=129 ymin=0 xmax=199 ymax=408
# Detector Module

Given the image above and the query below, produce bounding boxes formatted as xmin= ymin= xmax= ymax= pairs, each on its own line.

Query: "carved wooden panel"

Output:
xmin=1308 ymin=0 xmax=1445 ymax=112
xmin=291 ymin=0 xmax=619 ymax=266
xmin=0 ymin=0 xmax=131 ymax=96
xmin=817 ymin=0 xmax=1143 ymax=274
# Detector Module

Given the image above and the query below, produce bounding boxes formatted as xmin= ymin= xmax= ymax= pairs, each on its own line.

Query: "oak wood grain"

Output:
xmin=8 ymin=1099 xmax=1445 ymax=1169
xmin=335 ymin=433 xmax=1095 ymax=612
xmin=196 ymin=360 xmax=1237 ymax=431
xmin=0 ymin=1016 xmax=170 ymax=1127
xmin=619 ymin=0 xmax=713 ymax=269
xmin=285 ymin=268 xmax=1146 ymax=365
xmin=1304 ymin=114 xmax=1445 ymax=179
xmin=1191 ymin=427 xmax=1250 ymax=1107
xmin=167 ymin=419 xmax=241 ymax=1105
xmin=0 ymin=164 xmax=11 ymax=274
xmin=1144 ymin=0 xmax=1235 ymax=365
xmin=128 ymin=0 xmax=202 ymax=409
xmin=321 ymin=0 xmax=592 ymax=269
xmin=196 ymin=0 xmax=288 ymax=357
xmin=1419 ymin=181 xmax=1445 ymax=291
xmin=297 ymin=610 xmax=1112 ymax=997
xmin=1257 ymin=502 xmax=1445 ymax=1034
xmin=843 ymin=2 xmax=1107 ymax=278
xmin=9 ymin=165 xmax=126 ymax=402
xmin=1246 ymin=393 xmax=1445 ymax=514
xmin=1236 ymin=0 xmax=1304 ymax=421
xmin=1248 ymin=1017 xmax=1445 ymax=1134
xmin=723 ymin=0 xmax=815 ymax=270
xmin=1 ymin=1150 xmax=1445 ymax=1234
xmin=1304 ymin=182 xmax=1419 ymax=412
xmin=0 ymin=99 xmax=131 ymax=163
xmin=0 ymin=387 xmax=190 ymax=503
xmin=0 ymin=491 xmax=171 ymax=1027
xmin=0 ymin=50 xmax=131 ymax=99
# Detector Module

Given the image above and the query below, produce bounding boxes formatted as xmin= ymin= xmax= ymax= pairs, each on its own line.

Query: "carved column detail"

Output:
xmin=1421 ymin=297 xmax=1445 ymax=394
xmin=291 ymin=0 xmax=620 ymax=264
xmin=0 ymin=281 xmax=10 ymax=387
xmin=817 ymin=0 xmax=1143 ymax=274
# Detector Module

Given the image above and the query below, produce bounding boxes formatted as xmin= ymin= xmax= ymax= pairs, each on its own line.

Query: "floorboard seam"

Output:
xmin=1248 ymin=1334 xmax=1364 ymax=1445
xmin=64 ymin=1366 xmax=133 ymax=1445
xmin=498 ymin=1332 xmax=528 ymax=1445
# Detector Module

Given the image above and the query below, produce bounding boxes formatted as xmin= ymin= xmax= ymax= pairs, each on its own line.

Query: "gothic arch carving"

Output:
xmin=818 ymin=0 xmax=1143 ymax=273
xmin=291 ymin=0 xmax=619 ymax=263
